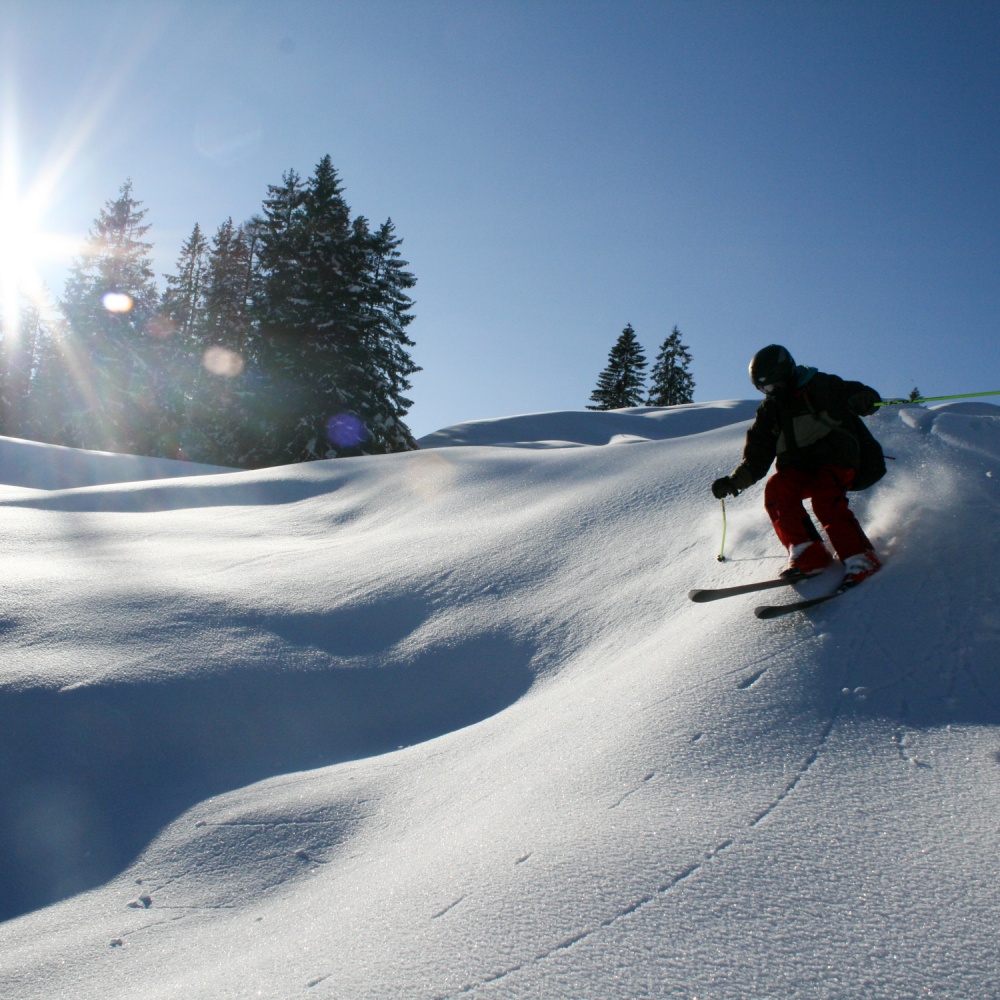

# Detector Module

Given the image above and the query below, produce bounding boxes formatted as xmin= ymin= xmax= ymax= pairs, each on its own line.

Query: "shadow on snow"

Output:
xmin=0 ymin=620 xmax=534 ymax=924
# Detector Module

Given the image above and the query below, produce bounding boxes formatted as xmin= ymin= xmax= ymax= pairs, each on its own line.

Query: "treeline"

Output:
xmin=0 ymin=155 xmax=420 ymax=468
xmin=588 ymin=323 xmax=694 ymax=410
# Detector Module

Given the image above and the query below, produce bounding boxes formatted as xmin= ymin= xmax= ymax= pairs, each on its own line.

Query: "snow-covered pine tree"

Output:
xmin=181 ymin=218 xmax=263 ymax=466
xmin=202 ymin=218 xmax=259 ymax=362
xmin=154 ymin=223 xmax=210 ymax=457
xmin=647 ymin=326 xmax=695 ymax=406
xmin=255 ymin=168 xmax=308 ymax=343
xmin=160 ymin=223 xmax=208 ymax=345
xmin=254 ymin=155 xmax=419 ymax=464
xmin=58 ymin=180 xmax=162 ymax=454
xmin=254 ymin=157 xmax=357 ymax=465
xmin=587 ymin=324 xmax=647 ymax=410
xmin=352 ymin=216 xmax=420 ymax=454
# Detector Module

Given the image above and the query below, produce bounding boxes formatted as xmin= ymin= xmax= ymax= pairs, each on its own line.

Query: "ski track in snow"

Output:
xmin=429 ymin=623 xmax=857 ymax=999
xmin=427 ymin=407 xmax=1000 ymax=999
xmin=428 ymin=702 xmax=847 ymax=999
xmin=428 ymin=590 xmax=999 ymax=1000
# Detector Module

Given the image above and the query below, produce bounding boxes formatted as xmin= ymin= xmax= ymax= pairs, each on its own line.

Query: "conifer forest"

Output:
xmin=588 ymin=323 xmax=695 ymax=411
xmin=0 ymin=156 xmax=420 ymax=468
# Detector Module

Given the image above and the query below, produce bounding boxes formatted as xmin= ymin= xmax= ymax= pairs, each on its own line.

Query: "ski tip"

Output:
xmin=688 ymin=589 xmax=707 ymax=602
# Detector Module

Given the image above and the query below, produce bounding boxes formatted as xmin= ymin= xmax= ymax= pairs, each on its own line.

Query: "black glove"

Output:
xmin=712 ymin=476 xmax=740 ymax=500
xmin=847 ymin=389 xmax=880 ymax=417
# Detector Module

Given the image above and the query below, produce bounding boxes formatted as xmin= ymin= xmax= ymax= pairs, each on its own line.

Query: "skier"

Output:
xmin=711 ymin=344 xmax=883 ymax=586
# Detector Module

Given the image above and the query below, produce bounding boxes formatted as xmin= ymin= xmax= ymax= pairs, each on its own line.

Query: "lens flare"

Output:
xmin=327 ymin=413 xmax=368 ymax=450
xmin=147 ymin=315 xmax=177 ymax=339
xmin=203 ymin=346 xmax=245 ymax=377
xmin=101 ymin=291 xmax=133 ymax=313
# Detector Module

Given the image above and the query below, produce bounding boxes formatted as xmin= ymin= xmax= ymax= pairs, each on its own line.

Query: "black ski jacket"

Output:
xmin=730 ymin=367 xmax=880 ymax=490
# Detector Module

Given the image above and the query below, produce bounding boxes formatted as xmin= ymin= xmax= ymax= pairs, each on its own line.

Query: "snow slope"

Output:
xmin=0 ymin=435 xmax=233 ymax=491
xmin=0 ymin=401 xmax=998 ymax=999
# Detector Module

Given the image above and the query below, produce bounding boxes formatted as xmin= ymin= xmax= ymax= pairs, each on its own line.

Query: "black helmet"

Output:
xmin=749 ymin=344 xmax=795 ymax=394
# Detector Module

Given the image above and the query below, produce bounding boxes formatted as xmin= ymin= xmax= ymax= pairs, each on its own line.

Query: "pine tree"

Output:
xmin=255 ymin=169 xmax=309 ymax=340
xmin=18 ymin=160 xmax=418 ymax=466
xmin=254 ymin=158 xmax=353 ymax=464
xmin=909 ymin=386 xmax=922 ymax=402
xmin=352 ymin=216 xmax=420 ymax=453
xmin=647 ymin=326 xmax=695 ymax=406
xmin=202 ymin=219 xmax=259 ymax=359
xmin=160 ymin=222 xmax=208 ymax=345
xmin=184 ymin=218 xmax=262 ymax=466
xmin=0 ymin=297 xmax=47 ymax=438
xmin=587 ymin=324 xmax=647 ymax=410
xmin=254 ymin=155 xmax=419 ymax=464
xmin=58 ymin=180 xmax=162 ymax=454
xmin=21 ymin=307 xmax=77 ymax=446
xmin=154 ymin=223 xmax=210 ymax=457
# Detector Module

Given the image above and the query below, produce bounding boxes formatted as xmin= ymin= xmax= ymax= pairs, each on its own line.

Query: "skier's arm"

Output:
xmin=820 ymin=375 xmax=882 ymax=419
xmin=845 ymin=383 xmax=881 ymax=417
xmin=730 ymin=405 xmax=778 ymax=490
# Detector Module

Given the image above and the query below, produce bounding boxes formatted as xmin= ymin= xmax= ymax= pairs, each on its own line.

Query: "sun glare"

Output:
xmin=7 ymin=23 xmax=143 ymax=335
xmin=0 ymin=193 xmax=46 ymax=318
xmin=0 ymin=99 xmax=60 ymax=343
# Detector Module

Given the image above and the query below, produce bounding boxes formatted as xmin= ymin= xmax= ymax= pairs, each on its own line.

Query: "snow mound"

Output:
xmin=0 ymin=435 xmax=233 ymax=492
xmin=417 ymin=400 xmax=759 ymax=448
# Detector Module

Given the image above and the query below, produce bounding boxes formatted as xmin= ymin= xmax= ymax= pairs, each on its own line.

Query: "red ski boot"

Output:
xmin=781 ymin=541 xmax=833 ymax=579
xmin=843 ymin=549 xmax=881 ymax=586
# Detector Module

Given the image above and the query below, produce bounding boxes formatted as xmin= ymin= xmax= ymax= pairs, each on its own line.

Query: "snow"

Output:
xmin=0 ymin=400 xmax=998 ymax=999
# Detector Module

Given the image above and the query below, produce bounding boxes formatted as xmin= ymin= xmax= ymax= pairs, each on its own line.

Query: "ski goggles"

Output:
xmin=755 ymin=381 xmax=785 ymax=395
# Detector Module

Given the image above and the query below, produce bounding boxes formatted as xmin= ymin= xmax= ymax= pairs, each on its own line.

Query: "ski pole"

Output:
xmin=717 ymin=498 xmax=727 ymax=562
xmin=876 ymin=390 xmax=1000 ymax=407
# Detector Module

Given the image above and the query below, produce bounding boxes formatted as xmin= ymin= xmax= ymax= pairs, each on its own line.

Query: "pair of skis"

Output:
xmin=689 ymin=570 xmax=860 ymax=619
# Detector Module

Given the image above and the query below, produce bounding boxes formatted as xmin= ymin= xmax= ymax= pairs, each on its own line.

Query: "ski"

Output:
xmin=688 ymin=574 xmax=806 ymax=603
xmin=754 ymin=575 xmax=854 ymax=619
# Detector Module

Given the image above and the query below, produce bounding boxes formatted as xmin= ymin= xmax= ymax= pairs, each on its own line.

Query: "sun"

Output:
xmin=0 ymin=9 xmax=172 ymax=345
xmin=0 ymin=157 xmax=81 ymax=355
xmin=0 ymin=107 xmax=57 ymax=343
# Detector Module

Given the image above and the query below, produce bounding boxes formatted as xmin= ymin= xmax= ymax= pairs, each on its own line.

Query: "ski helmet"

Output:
xmin=749 ymin=344 xmax=795 ymax=394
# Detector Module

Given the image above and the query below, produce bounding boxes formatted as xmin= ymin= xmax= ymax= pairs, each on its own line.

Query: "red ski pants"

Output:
xmin=763 ymin=465 xmax=873 ymax=560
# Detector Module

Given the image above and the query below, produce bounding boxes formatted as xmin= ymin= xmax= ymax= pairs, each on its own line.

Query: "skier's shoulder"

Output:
xmin=796 ymin=365 xmax=824 ymax=390
xmin=801 ymin=368 xmax=852 ymax=402
xmin=809 ymin=369 xmax=879 ymax=403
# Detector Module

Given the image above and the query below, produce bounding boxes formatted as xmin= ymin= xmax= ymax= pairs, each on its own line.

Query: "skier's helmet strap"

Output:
xmin=749 ymin=344 xmax=795 ymax=393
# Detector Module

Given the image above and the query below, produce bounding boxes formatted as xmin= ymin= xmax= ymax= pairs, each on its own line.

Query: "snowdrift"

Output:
xmin=0 ymin=401 xmax=998 ymax=999
xmin=0 ymin=435 xmax=233 ymax=491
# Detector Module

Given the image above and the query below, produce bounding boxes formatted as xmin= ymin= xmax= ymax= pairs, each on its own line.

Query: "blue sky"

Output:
xmin=2 ymin=1 xmax=998 ymax=438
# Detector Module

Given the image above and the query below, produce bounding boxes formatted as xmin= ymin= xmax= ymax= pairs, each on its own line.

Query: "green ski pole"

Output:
xmin=717 ymin=498 xmax=727 ymax=562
